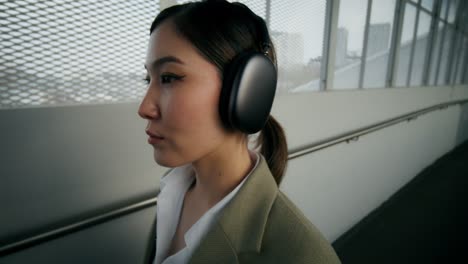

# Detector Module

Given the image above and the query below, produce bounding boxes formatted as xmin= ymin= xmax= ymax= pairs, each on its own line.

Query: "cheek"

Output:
xmin=166 ymin=85 xmax=223 ymax=133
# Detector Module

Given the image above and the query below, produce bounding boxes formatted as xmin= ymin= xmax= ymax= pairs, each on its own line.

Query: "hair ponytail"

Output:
xmin=257 ymin=115 xmax=288 ymax=185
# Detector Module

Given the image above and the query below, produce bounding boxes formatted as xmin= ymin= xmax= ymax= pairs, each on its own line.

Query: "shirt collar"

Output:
xmin=183 ymin=152 xmax=261 ymax=248
xmin=159 ymin=164 xmax=193 ymax=191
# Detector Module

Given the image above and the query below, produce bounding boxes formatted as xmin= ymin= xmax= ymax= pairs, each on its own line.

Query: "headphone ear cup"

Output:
xmin=220 ymin=52 xmax=277 ymax=134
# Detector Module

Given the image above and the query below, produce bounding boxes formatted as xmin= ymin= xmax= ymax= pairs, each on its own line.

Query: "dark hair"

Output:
xmin=149 ymin=0 xmax=288 ymax=185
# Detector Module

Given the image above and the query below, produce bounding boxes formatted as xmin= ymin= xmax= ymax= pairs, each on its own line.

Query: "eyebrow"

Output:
xmin=144 ymin=56 xmax=185 ymax=70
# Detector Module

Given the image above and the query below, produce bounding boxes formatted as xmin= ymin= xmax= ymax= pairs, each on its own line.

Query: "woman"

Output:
xmin=138 ymin=1 xmax=340 ymax=263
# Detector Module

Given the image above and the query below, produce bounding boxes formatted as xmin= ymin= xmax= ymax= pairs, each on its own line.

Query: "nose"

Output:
xmin=138 ymin=88 xmax=160 ymax=120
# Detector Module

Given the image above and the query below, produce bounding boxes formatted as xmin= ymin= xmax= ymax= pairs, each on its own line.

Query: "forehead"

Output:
xmin=145 ymin=20 xmax=201 ymax=66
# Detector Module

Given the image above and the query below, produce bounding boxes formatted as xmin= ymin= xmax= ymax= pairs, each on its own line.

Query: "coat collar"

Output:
xmin=189 ymin=154 xmax=278 ymax=263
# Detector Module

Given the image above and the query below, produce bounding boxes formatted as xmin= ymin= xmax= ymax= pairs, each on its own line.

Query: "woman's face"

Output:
xmin=138 ymin=20 xmax=228 ymax=167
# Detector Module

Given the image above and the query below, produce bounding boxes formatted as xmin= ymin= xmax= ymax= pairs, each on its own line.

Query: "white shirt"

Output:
xmin=153 ymin=152 xmax=260 ymax=264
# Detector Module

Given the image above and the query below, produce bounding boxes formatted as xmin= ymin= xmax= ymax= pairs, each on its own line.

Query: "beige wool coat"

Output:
xmin=144 ymin=155 xmax=341 ymax=264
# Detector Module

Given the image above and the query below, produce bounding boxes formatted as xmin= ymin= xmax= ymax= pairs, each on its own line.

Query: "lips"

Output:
xmin=146 ymin=130 xmax=164 ymax=139
xmin=146 ymin=130 xmax=165 ymax=145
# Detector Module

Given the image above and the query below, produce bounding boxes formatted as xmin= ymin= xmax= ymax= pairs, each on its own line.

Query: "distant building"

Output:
xmin=270 ymin=31 xmax=304 ymax=67
xmin=335 ymin=28 xmax=348 ymax=67
xmin=367 ymin=23 xmax=391 ymax=57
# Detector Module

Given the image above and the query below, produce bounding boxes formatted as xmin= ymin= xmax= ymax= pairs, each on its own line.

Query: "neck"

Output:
xmin=189 ymin=136 xmax=255 ymax=211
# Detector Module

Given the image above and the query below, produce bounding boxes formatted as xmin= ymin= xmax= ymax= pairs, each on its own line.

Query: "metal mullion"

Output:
xmin=406 ymin=1 xmax=421 ymax=86
xmin=434 ymin=0 xmax=450 ymax=85
xmin=422 ymin=0 xmax=440 ymax=86
xmin=434 ymin=26 xmax=447 ymax=84
xmin=419 ymin=2 xmax=432 ymax=14
xmin=450 ymin=32 xmax=462 ymax=84
xmin=321 ymin=0 xmax=340 ymax=91
xmin=462 ymin=39 xmax=468 ymax=83
xmin=406 ymin=0 xmax=419 ymax=8
xmin=460 ymin=34 xmax=468 ymax=84
xmin=427 ymin=0 xmax=443 ymax=85
xmin=358 ymin=0 xmax=372 ymax=89
xmin=458 ymin=36 xmax=467 ymax=84
xmin=450 ymin=2 xmax=465 ymax=84
xmin=387 ymin=0 xmax=405 ymax=87
xmin=445 ymin=0 xmax=463 ymax=84
xmin=441 ymin=25 xmax=455 ymax=84
xmin=460 ymin=7 xmax=468 ymax=84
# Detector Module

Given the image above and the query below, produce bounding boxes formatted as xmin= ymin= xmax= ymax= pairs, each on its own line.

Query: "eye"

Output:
xmin=160 ymin=73 xmax=184 ymax=84
xmin=143 ymin=76 xmax=150 ymax=84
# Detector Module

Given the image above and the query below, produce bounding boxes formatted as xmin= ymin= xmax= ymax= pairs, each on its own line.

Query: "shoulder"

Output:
xmin=239 ymin=191 xmax=341 ymax=263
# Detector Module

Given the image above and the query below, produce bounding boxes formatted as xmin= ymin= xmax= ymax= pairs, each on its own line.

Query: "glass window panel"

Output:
xmin=429 ymin=21 xmax=444 ymax=85
xmin=410 ymin=11 xmax=432 ymax=86
xmin=440 ymin=0 xmax=449 ymax=19
xmin=447 ymin=0 xmax=458 ymax=23
xmin=269 ymin=0 xmax=327 ymax=93
xmin=395 ymin=3 xmax=417 ymax=87
xmin=332 ymin=0 xmax=368 ymax=90
xmin=455 ymin=37 xmax=468 ymax=84
xmin=421 ymin=0 xmax=434 ymax=12
xmin=1 ymin=0 xmax=156 ymax=108
xmin=363 ymin=0 xmax=397 ymax=88
xmin=437 ymin=25 xmax=454 ymax=85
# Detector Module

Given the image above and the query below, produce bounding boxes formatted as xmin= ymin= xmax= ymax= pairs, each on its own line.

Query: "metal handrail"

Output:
xmin=0 ymin=198 xmax=157 ymax=256
xmin=289 ymin=99 xmax=468 ymax=160
xmin=1 ymin=98 xmax=467 ymax=257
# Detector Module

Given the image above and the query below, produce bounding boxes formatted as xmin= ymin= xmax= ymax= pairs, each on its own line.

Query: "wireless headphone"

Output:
xmin=219 ymin=23 xmax=277 ymax=134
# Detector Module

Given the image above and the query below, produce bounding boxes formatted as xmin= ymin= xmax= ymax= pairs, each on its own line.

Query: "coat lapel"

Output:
xmin=189 ymin=155 xmax=278 ymax=263
xmin=188 ymin=221 xmax=238 ymax=264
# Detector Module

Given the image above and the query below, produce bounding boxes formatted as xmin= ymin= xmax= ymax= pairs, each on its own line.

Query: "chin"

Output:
xmin=153 ymin=152 xmax=185 ymax=168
